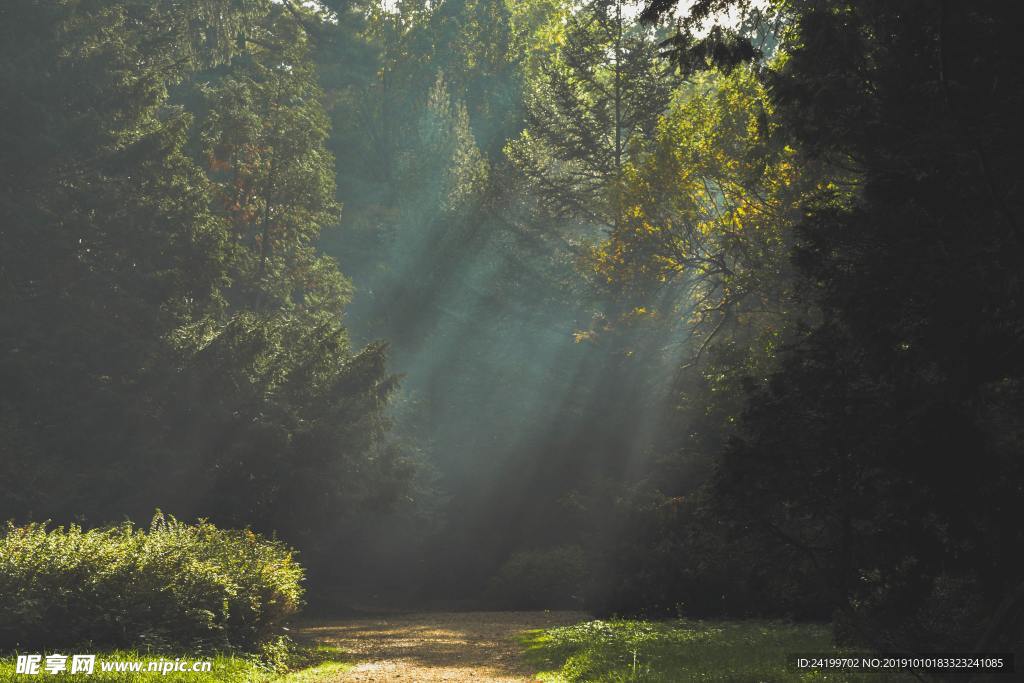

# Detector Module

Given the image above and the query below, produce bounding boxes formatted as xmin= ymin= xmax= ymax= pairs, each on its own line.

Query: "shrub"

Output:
xmin=486 ymin=545 xmax=588 ymax=609
xmin=0 ymin=512 xmax=304 ymax=651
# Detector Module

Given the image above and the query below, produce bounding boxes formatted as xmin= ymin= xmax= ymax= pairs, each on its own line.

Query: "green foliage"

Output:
xmin=591 ymin=65 xmax=813 ymax=349
xmin=656 ymin=25 xmax=759 ymax=77
xmin=711 ymin=0 xmax=1024 ymax=653
xmin=5 ymin=0 xmax=1023 ymax=657
xmin=583 ymin=487 xmax=830 ymax=621
xmin=575 ymin=63 xmax=827 ymax=623
xmin=0 ymin=513 xmax=303 ymax=651
xmin=506 ymin=0 xmax=677 ymax=226
xmin=575 ymin=0 xmax=1024 ymax=658
xmin=522 ymin=618 xmax=912 ymax=682
xmin=197 ymin=8 xmax=347 ymax=315
xmin=486 ymin=546 xmax=588 ymax=609
xmin=0 ymin=0 xmax=409 ymax=553
xmin=157 ymin=314 xmax=405 ymax=542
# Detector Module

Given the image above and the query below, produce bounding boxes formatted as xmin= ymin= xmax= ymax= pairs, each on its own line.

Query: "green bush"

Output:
xmin=0 ymin=512 xmax=304 ymax=651
xmin=486 ymin=545 xmax=588 ymax=609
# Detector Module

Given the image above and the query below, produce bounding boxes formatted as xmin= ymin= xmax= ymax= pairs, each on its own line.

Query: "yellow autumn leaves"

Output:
xmin=590 ymin=66 xmax=809 ymax=333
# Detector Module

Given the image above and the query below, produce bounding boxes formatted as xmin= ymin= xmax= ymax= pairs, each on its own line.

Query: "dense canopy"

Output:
xmin=2 ymin=0 xmax=1022 ymax=657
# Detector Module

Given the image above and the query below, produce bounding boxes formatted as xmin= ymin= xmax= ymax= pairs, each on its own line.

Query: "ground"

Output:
xmin=298 ymin=611 xmax=586 ymax=682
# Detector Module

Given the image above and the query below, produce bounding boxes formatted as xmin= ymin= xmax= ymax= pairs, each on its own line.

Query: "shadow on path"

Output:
xmin=298 ymin=610 xmax=586 ymax=682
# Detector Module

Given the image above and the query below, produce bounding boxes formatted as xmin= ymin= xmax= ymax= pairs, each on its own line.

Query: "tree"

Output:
xmin=1 ymin=0 xmax=257 ymax=519
xmin=198 ymin=8 xmax=347 ymax=316
xmin=573 ymin=64 xmax=835 ymax=617
xmin=0 ymin=1 xmax=410 ymax=555
xmin=506 ymin=0 xmax=676 ymax=227
xmin=590 ymin=66 xmax=813 ymax=357
xmin=643 ymin=0 xmax=1024 ymax=651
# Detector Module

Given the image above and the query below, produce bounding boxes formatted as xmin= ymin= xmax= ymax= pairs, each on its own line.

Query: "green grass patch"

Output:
xmin=520 ymin=619 xmax=915 ymax=682
xmin=0 ymin=645 xmax=352 ymax=682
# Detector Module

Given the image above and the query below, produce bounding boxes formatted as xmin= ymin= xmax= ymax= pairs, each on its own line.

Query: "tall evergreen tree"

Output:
xmin=507 ymin=0 xmax=676 ymax=227
xmin=0 ymin=1 xmax=410 ymax=554
xmin=642 ymin=0 xmax=1024 ymax=650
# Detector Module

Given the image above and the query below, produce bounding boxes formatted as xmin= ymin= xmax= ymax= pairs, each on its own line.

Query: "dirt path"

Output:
xmin=299 ymin=610 xmax=586 ymax=682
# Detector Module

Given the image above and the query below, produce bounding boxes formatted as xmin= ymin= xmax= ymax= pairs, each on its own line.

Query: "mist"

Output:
xmin=5 ymin=0 xmax=1021 ymax=674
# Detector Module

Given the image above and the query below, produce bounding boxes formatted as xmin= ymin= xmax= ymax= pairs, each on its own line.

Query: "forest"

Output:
xmin=1 ymin=0 xmax=1022 ymax=680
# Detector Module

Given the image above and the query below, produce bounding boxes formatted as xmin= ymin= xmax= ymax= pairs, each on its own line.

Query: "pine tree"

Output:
xmin=0 ymin=1 xmax=410 ymax=548
xmin=506 ymin=0 xmax=676 ymax=227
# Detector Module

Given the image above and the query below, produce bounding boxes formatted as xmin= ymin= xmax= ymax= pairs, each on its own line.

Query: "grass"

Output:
xmin=520 ymin=618 xmax=916 ymax=682
xmin=0 ymin=645 xmax=352 ymax=682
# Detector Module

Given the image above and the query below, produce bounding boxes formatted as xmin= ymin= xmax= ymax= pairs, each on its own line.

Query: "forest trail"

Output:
xmin=299 ymin=610 xmax=586 ymax=682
